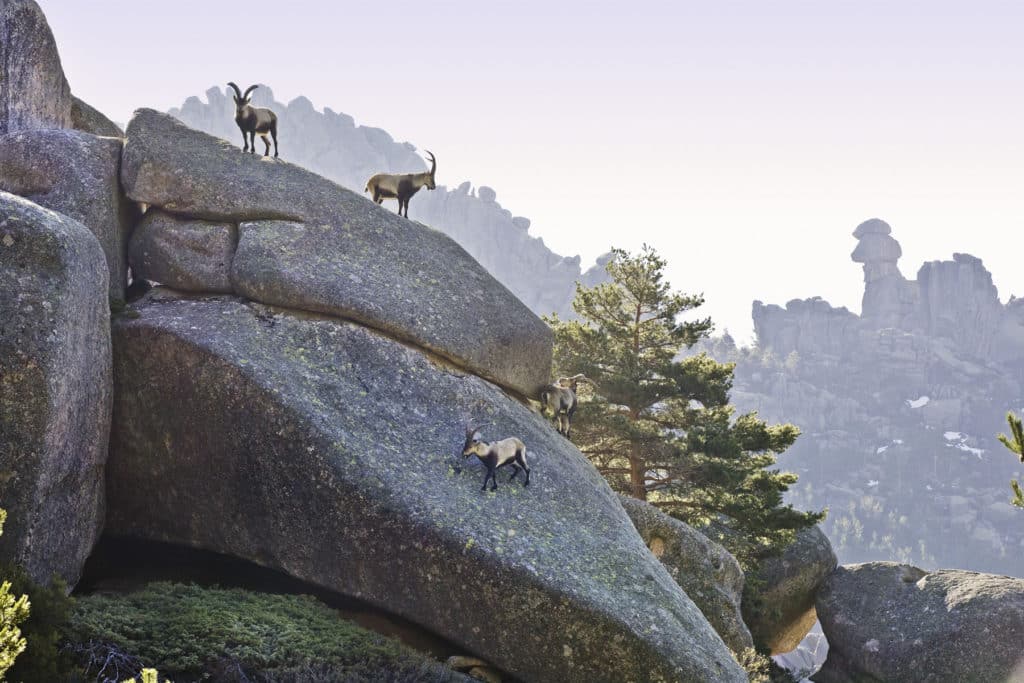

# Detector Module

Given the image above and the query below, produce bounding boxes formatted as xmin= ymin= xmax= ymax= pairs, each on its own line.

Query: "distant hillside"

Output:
xmin=698 ymin=219 xmax=1024 ymax=576
xmin=169 ymin=87 xmax=607 ymax=318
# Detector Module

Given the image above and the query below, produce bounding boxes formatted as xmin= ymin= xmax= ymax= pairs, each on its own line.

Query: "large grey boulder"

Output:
xmin=0 ymin=128 xmax=139 ymax=302
xmin=71 ymin=96 xmax=124 ymax=138
xmin=121 ymin=109 xmax=551 ymax=396
xmin=618 ymin=495 xmax=754 ymax=654
xmin=743 ymin=525 xmax=837 ymax=654
xmin=107 ymin=291 xmax=746 ymax=683
xmin=129 ymin=209 xmax=235 ymax=293
xmin=0 ymin=191 xmax=110 ymax=585
xmin=813 ymin=562 xmax=1024 ymax=683
xmin=0 ymin=0 xmax=73 ymax=134
xmin=168 ymin=87 xmax=605 ymax=320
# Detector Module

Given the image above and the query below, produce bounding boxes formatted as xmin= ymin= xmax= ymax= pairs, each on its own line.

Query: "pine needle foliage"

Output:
xmin=547 ymin=245 xmax=824 ymax=567
xmin=0 ymin=508 xmax=30 ymax=679
xmin=997 ymin=411 xmax=1024 ymax=508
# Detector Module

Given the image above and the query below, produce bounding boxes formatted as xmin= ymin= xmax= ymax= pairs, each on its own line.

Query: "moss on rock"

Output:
xmin=65 ymin=582 xmax=461 ymax=682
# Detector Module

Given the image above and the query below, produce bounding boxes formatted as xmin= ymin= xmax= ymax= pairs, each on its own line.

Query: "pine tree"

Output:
xmin=0 ymin=508 xmax=30 ymax=678
xmin=547 ymin=246 xmax=823 ymax=567
xmin=997 ymin=412 xmax=1024 ymax=508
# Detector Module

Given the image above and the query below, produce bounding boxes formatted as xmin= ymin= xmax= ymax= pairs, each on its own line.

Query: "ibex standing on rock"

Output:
xmin=365 ymin=151 xmax=436 ymax=218
xmin=227 ymin=82 xmax=279 ymax=157
xmin=541 ymin=374 xmax=597 ymax=438
xmin=461 ymin=423 xmax=530 ymax=492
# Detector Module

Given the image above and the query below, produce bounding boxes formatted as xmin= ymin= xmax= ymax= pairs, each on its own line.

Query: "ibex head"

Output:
xmin=227 ymin=82 xmax=259 ymax=113
xmin=559 ymin=374 xmax=599 ymax=391
xmin=462 ymin=422 xmax=490 ymax=458
xmin=424 ymin=150 xmax=437 ymax=190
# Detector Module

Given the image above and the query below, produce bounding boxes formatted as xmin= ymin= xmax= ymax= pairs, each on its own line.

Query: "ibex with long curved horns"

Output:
xmin=227 ymin=82 xmax=279 ymax=157
xmin=365 ymin=151 xmax=436 ymax=218
xmin=541 ymin=374 xmax=598 ymax=438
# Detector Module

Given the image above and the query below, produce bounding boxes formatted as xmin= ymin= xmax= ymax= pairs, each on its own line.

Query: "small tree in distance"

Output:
xmin=546 ymin=245 xmax=823 ymax=567
xmin=997 ymin=412 xmax=1024 ymax=508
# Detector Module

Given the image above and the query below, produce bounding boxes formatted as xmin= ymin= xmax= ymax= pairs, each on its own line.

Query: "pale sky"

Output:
xmin=42 ymin=0 xmax=1024 ymax=342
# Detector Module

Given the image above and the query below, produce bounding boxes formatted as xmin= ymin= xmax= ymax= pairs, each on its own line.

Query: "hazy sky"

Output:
xmin=42 ymin=0 xmax=1024 ymax=341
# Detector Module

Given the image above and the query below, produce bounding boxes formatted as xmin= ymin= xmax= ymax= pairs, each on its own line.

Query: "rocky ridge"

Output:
xmin=702 ymin=219 xmax=1024 ymax=577
xmin=169 ymin=86 xmax=609 ymax=319
xmin=0 ymin=4 xmax=749 ymax=680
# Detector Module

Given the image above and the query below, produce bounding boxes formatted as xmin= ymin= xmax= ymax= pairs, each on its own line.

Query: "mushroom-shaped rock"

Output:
xmin=0 ymin=191 xmax=110 ymax=586
xmin=120 ymin=109 xmax=551 ymax=397
xmin=851 ymin=218 xmax=902 ymax=282
xmin=813 ymin=562 xmax=1024 ymax=683
xmin=107 ymin=291 xmax=747 ymax=683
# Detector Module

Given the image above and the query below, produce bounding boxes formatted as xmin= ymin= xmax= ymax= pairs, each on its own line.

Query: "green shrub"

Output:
xmin=123 ymin=669 xmax=172 ymax=683
xmin=735 ymin=647 xmax=798 ymax=683
xmin=64 ymin=582 xmax=458 ymax=682
xmin=0 ymin=508 xmax=31 ymax=679
xmin=2 ymin=563 xmax=75 ymax=682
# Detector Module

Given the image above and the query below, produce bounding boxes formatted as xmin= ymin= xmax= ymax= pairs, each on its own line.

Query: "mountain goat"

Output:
xmin=365 ymin=151 xmax=436 ymax=218
xmin=227 ymin=82 xmax=279 ymax=157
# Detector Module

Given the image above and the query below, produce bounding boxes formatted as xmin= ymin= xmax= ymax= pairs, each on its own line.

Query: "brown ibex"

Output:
xmin=365 ymin=151 xmax=436 ymax=218
xmin=460 ymin=423 xmax=530 ymax=492
xmin=541 ymin=374 xmax=598 ymax=438
xmin=227 ymin=82 xmax=279 ymax=157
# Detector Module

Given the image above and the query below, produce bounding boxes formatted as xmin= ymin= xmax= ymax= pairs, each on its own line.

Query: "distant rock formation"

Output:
xmin=169 ymin=87 xmax=608 ymax=318
xmin=757 ymin=218 xmax=1022 ymax=364
xmin=704 ymin=219 xmax=1024 ymax=576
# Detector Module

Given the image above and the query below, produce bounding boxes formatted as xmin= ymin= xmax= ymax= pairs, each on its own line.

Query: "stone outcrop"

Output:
xmin=71 ymin=96 xmax=124 ymax=138
xmin=0 ymin=191 xmax=110 ymax=585
xmin=0 ymin=128 xmax=138 ymax=302
xmin=0 ymin=0 xmax=73 ymax=134
xmin=129 ymin=210 xmax=235 ymax=293
xmin=706 ymin=217 xmax=1024 ymax=577
xmin=618 ymin=495 xmax=753 ymax=654
xmin=742 ymin=526 xmax=837 ymax=654
xmin=107 ymin=291 xmax=746 ymax=683
xmin=168 ymin=86 xmax=609 ymax=318
xmin=121 ymin=109 xmax=552 ymax=397
xmin=813 ymin=562 xmax=1024 ymax=683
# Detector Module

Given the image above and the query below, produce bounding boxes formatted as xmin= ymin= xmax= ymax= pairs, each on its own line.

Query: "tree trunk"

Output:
xmin=629 ymin=452 xmax=647 ymax=500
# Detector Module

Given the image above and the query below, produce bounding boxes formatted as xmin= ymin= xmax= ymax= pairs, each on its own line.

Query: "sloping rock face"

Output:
xmin=121 ymin=109 xmax=551 ymax=397
xmin=71 ymin=96 xmax=124 ymax=138
xmin=0 ymin=0 xmax=73 ymax=134
xmin=168 ymin=87 xmax=609 ymax=318
xmin=0 ymin=128 xmax=138 ymax=302
xmin=618 ymin=495 xmax=753 ymax=654
xmin=701 ymin=217 xmax=1024 ymax=578
xmin=813 ymin=562 xmax=1024 ymax=683
xmin=0 ymin=191 xmax=110 ymax=585
xmin=106 ymin=291 xmax=746 ymax=683
xmin=129 ymin=209 xmax=235 ymax=293
xmin=743 ymin=526 xmax=837 ymax=654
